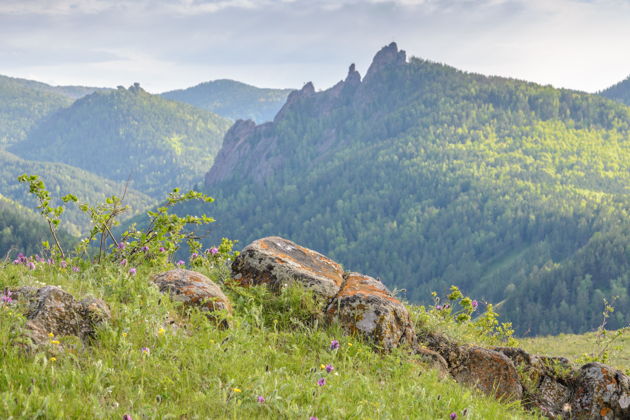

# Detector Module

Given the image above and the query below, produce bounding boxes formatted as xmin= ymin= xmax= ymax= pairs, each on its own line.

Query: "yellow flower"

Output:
xmin=157 ymin=328 xmax=166 ymax=335
xmin=232 ymin=388 xmax=242 ymax=393
xmin=50 ymin=357 xmax=57 ymax=362
xmin=320 ymin=364 xmax=326 ymax=370
xmin=122 ymin=332 xmax=128 ymax=337
xmin=348 ymin=342 xmax=353 ymax=347
xmin=48 ymin=332 xmax=55 ymax=338
xmin=50 ymin=340 xmax=60 ymax=345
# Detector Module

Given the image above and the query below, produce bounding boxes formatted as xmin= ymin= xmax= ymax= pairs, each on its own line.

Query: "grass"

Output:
xmin=0 ymin=260 xmax=540 ymax=419
xmin=520 ymin=331 xmax=630 ymax=373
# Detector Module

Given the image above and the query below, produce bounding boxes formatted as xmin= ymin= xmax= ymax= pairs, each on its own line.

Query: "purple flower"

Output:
xmin=159 ymin=247 xmax=166 ymax=253
xmin=176 ymin=260 xmax=185 ymax=267
xmin=47 ymin=258 xmax=54 ymax=265
xmin=141 ymin=347 xmax=150 ymax=355
xmin=12 ymin=259 xmax=20 ymax=265
xmin=325 ymin=364 xmax=334 ymax=373
xmin=310 ymin=417 xmax=318 ymax=420
xmin=443 ymin=304 xmax=450 ymax=310
xmin=1 ymin=290 xmax=12 ymax=304
xmin=471 ymin=300 xmax=478 ymax=309
xmin=190 ymin=253 xmax=199 ymax=259
xmin=257 ymin=396 xmax=265 ymax=404
xmin=436 ymin=305 xmax=443 ymax=310
xmin=141 ymin=246 xmax=150 ymax=252
xmin=129 ymin=268 xmax=137 ymax=276
xmin=330 ymin=340 xmax=340 ymax=350
xmin=209 ymin=247 xmax=219 ymax=255
xmin=60 ymin=261 xmax=67 ymax=269
xmin=72 ymin=266 xmax=80 ymax=273
xmin=36 ymin=255 xmax=45 ymax=263
xmin=120 ymin=259 xmax=128 ymax=266
xmin=122 ymin=415 xmax=132 ymax=420
xmin=450 ymin=413 xmax=457 ymax=420
xmin=117 ymin=242 xmax=126 ymax=250
xmin=27 ymin=261 xmax=36 ymax=270
xmin=317 ymin=378 xmax=326 ymax=386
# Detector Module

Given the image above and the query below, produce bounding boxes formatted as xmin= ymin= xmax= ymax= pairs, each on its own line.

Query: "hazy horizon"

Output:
xmin=1 ymin=0 xmax=630 ymax=94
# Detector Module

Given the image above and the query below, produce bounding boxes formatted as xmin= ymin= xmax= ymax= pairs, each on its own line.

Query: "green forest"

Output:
xmin=11 ymin=84 xmax=232 ymax=197
xmin=162 ymin=79 xmax=292 ymax=122
xmin=192 ymin=44 xmax=630 ymax=336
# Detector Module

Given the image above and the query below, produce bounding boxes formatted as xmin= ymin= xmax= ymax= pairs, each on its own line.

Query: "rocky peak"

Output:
xmin=274 ymin=81 xmax=316 ymax=122
xmin=223 ymin=119 xmax=257 ymax=145
xmin=345 ymin=63 xmax=362 ymax=86
xmin=364 ymin=42 xmax=407 ymax=82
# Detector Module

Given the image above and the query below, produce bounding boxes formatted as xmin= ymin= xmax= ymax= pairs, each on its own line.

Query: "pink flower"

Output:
xmin=330 ymin=340 xmax=340 ymax=350
xmin=129 ymin=268 xmax=137 ymax=276
xmin=72 ymin=266 xmax=80 ymax=273
xmin=120 ymin=259 xmax=128 ymax=266
xmin=60 ymin=261 xmax=67 ymax=268
xmin=257 ymin=396 xmax=265 ymax=403
xmin=210 ymin=247 xmax=219 ymax=255
xmin=141 ymin=347 xmax=150 ymax=355
xmin=176 ymin=260 xmax=185 ymax=267
xmin=317 ymin=378 xmax=326 ymax=386
xmin=27 ymin=261 xmax=36 ymax=270
xmin=471 ymin=300 xmax=478 ymax=309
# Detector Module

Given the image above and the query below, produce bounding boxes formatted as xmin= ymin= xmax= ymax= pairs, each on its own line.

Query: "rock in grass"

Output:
xmin=231 ymin=236 xmax=345 ymax=300
xmin=13 ymin=286 xmax=110 ymax=345
xmin=326 ymin=272 xmax=415 ymax=351
xmin=152 ymin=269 xmax=232 ymax=314
xmin=571 ymin=362 xmax=630 ymax=419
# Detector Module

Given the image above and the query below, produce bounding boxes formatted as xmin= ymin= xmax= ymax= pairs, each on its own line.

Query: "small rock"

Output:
xmin=449 ymin=346 xmax=523 ymax=401
xmin=152 ymin=269 xmax=232 ymax=314
xmin=326 ymin=272 xmax=414 ymax=350
xmin=18 ymin=286 xmax=110 ymax=345
xmin=231 ymin=236 xmax=345 ymax=300
xmin=414 ymin=346 xmax=449 ymax=377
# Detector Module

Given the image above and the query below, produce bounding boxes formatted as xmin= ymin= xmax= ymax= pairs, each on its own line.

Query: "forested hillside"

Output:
xmin=11 ymin=84 xmax=232 ymax=197
xmin=192 ymin=43 xmax=630 ymax=336
xmin=600 ymin=75 xmax=630 ymax=106
xmin=0 ymin=75 xmax=72 ymax=146
xmin=0 ymin=195 xmax=75 ymax=257
xmin=0 ymin=150 xmax=154 ymax=236
xmin=162 ymin=79 xmax=292 ymax=122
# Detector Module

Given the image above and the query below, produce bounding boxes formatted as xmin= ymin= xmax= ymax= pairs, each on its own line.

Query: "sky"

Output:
xmin=1 ymin=0 xmax=630 ymax=93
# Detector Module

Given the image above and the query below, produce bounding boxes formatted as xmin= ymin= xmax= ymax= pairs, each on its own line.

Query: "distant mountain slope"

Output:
xmin=600 ymin=75 xmax=630 ymax=106
xmin=0 ymin=194 xmax=75 ymax=257
xmin=0 ymin=75 xmax=73 ymax=146
xmin=11 ymin=84 xmax=232 ymax=197
xmin=191 ymin=43 xmax=629 ymax=336
xmin=162 ymin=79 xmax=292 ymax=122
xmin=0 ymin=150 xmax=154 ymax=236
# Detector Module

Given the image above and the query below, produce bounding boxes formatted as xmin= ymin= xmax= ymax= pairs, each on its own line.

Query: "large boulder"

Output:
xmin=152 ymin=269 xmax=232 ymax=314
xmin=12 ymin=286 xmax=110 ymax=345
xmin=326 ymin=272 xmax=414 ymax=350
xmin=571 ymin=363 xmax=630 ymax=419
xmin=231 ymin=236 xmax=344 ymax=300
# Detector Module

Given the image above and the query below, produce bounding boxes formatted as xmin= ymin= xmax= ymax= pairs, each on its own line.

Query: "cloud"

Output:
xmin=0 ymin=0 xmax=629 ymax=92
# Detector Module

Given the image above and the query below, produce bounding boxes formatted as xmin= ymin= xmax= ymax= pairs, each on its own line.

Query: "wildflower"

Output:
xmin=176 ymin=260 xmax=185 ymax=267
xmin=471 ymin=300 xmax=478 ymax=309
xmin=120 ymin=259 xmax=128 ymax=266
xmin=50 ymin=340 xmax=60 ymax=345
xmin=320 ymin=364 xmax=326 ymax=370
xmin=310 ymin=417 xmax=318 ymax=420
xmin=72 ymin=266 xmax=80 ymax=273
xmin=141 ymin=246 xmax=150 ymax=252
xmin=117 ymin=242 xmax=127 ymax=250
xmin=330 ymin=340 xmax=340 ymax=350
xmin=232 ymin=388 xmax=242 ymax=393
xmin=317 ymin=378 xmax=326 ymax=386
xmin=36 ymin=255 xmax=45 ymax=263
xmin=347 ymin=343 xmax=353 ymax=347
xmin=1 ymin=290 xmax=13 ymax=304
xmin=122 ymin=332 xmax=128 ymax=337
xmin=157 ymin=328 xmax=165 ymax=335
xmin=443 ymin=303 xmax=450 ymax=310
xmin=27 ymin=261 xmax=36 ymax=270
xmin=141 ymin=347 xmax=150 ymax=355
xmin=123 ymin=415 xmax=132 ymax=420
xmin=128 ymin=267 xmax=137 ymax=276
xmin=13 ymin=259 xmax=20 ymax=264
xmin=325 ymin=364 xmax=334 ymax=373
xmin=450 ymin=413 xmax=457 ymax=420
xmin=50 ymin=357 xmax=57 ymax=362
xmin=48 ymin=332 xmax=55 ymax=338
xmin=257 ymin=396 xmax=265 ymax=404
xmin=159 ymin=247 xmax=166 ymax=252
xmin=209 ymin=247 xmax=219 ymax=255
xmin=60 ymin=261 xmax=67 ymax=268
xmin=436 ymin=305 xmax=443 ymax=310
xmin=190 ymin=253 xmax=199 ymax=259
xmin=47 ymin=259 xmax=54 ymax=265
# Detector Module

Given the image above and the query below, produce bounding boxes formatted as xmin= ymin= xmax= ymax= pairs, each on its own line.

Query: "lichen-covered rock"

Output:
xmin=152 ymin=269 xmax=232 ymax=314
xmin=231 ymin=236 xmax=344 ymax=300
xmin=450 ymin=346 xmax=524 ymax=401
xmin=571 ymin=363 xmax=630 ymax=419
xmin=326 ymin=272 xmax=414 ymax=350
xmin=17 ymin=286 xmax=110 ymax=345
xmin=414 ymin=346 xmax=449 ymax=377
